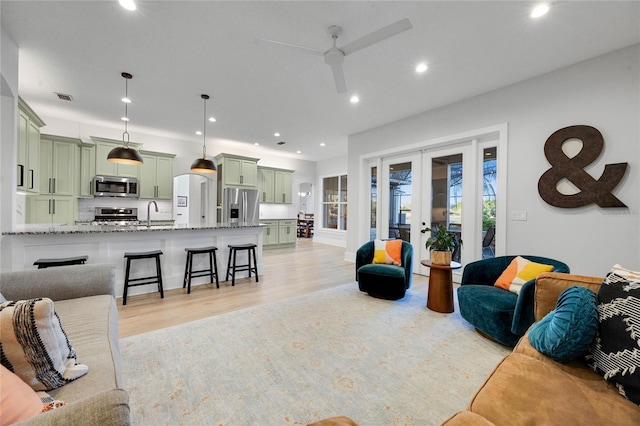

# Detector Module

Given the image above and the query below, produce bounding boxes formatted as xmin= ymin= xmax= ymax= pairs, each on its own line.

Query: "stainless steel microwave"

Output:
xmin=92 ymin=176 xmax=139 ymax=198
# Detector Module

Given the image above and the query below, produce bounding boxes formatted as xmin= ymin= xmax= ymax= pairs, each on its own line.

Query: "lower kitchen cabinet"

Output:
xmin=262 ymin=219 xmax=297 ymax=249
xmin=28 ymin=196 xmax=77 ymax=225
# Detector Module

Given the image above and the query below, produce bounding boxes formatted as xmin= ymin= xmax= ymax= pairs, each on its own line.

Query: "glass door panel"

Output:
xmin=482 ymin=147 xmax=497 ymax=258
xmin=370 ymin=166 xmax=377 ymax=240
xmin=388 ymin=161 xmax=412 ymax=240
xmin=430 ymin=154 xmax=463 ymax=262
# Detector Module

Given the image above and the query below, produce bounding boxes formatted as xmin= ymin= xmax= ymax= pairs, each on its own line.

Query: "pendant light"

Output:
xmin=190 ymin=94 xmax=217 ymax=173
xmin=107 ymin=72 xmax=143 ymax=165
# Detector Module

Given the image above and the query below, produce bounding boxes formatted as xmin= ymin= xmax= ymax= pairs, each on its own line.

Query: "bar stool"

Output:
xmin=225 ymin=243 xmax=258 ymax=286
xmin=123 ymin=250 xmax=164 ymax=305
xmin=183 ymin=246 xmax=219 ymax=294
xmin=33 ymin=255 xmax=88 ymax=269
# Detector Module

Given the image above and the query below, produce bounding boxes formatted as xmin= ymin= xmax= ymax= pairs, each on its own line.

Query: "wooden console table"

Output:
xmin=421 ymin=260 xmax=462 ymax=313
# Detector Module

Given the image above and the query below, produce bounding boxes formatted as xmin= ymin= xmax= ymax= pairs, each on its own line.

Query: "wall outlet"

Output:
xmin=511 ymin=211 xmax=527 ymax=221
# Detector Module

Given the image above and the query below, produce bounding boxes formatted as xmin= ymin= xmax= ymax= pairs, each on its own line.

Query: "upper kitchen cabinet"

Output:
xmin=139 ymin=150 xmax=175 ymax=200
xmin=78 ymin=143 xmax=95 ymax=197
xmin=258 ymin=166 xmax=294 ymax=204
xmin=39 ymin=134 xmax=82 ymax=197
xmin=17 ymin=97 xmax=45 ymax=193
xmin=215 ymin=153 xmax=259 ymax=188
xmin=91 ymin=136 xmax=141 ymax=178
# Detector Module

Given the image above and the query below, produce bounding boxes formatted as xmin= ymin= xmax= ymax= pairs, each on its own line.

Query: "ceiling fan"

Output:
xmin=255 ymin=18 xmax=413 ymax=94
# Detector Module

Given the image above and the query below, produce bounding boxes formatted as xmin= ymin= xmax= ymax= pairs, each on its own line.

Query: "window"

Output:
xmin=322 ymin=175 xmax=347 ymax=230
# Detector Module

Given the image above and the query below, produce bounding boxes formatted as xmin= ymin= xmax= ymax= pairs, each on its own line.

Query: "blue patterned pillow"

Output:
xmin=586 ymin=265 xmax=640 ymax=405
xmin=528 ymin=286 xmax=598 ymax=363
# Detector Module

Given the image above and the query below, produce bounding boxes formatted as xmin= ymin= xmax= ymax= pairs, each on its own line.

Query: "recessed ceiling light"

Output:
xmin=350 ymin=95 xmax=359 ymax=104
xmin=119 ymin=0 xmax=137 ymax=11
xmin=320 ymin=143 xmax=326 ymax=147
xmin=416 ymin=63 xmax=428 ymax=73
xmin=195 ymin=131 xmax=202 ymax=136
xmin=274 ymin=132 xmax=280 ymax=137
xmin=208 ymin=117 xmax=216 ymax=122
xmin=531 ymin=4 xmax=550 ymax=18
xmin=254 ymin=142 xmax=260 ymax=146
xmin=296 ymin=150 xmax=302 ymax=154
xmin=121 ymin=97 xmax=131 ymax=103
xmin=121 ymin=116 xmax=129 ymax=122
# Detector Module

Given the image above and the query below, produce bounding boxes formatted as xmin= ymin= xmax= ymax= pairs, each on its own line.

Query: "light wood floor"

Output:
xmin=118 ymin=238 xmax=428 ymax=338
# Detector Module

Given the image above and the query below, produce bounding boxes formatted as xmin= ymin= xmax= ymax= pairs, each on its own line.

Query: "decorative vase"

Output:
xmin=431 ymin=250 xmax=452 ymax=265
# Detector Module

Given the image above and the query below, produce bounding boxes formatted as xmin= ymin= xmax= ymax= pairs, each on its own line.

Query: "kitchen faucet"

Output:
xmin=147 ymin=201 xmax=158 ymax=228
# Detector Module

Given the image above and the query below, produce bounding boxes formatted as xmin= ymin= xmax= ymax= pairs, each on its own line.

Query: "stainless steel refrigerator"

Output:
xmin=222 ymin=188 xmax=260 ymax=225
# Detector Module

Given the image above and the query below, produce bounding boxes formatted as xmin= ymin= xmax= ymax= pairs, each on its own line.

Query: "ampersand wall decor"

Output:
xmin=538 ymin=125 xmax=628 ymax=208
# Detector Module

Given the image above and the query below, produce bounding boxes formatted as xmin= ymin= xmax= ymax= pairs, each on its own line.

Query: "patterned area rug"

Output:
xmin=121 ymin=283 xmax=510 ymax=425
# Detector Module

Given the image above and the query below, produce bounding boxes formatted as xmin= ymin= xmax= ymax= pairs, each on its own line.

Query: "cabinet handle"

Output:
xmin=29 ymin=170 xmax=34 ymax=189
xmin=240 ymin=175 xmax=243 ymax=184
xmin=52 ymin=199 xmax=55 ymax=215
xmin=18 ymin=165 xmax=24 ymax=187
xmin=282 ymin=193 xmax=285 ymax=203
xmin=52 ymin=178 xmax=56 ymax=194
xmin=287 ymin=226 xmax=290 ymax=234
xmin=48 ymin=178 xmax=52 ymax=194
xmin=262 ymin=192 xmax=265 ymax=202
xmin=267 ymin=228 xmax=270 ymax=235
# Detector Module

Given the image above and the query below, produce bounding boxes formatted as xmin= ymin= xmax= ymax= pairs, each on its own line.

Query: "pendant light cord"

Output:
xmin=122 ymin=73 xmax=132 ymax=147
xmin=202 ymin=94 xmax=209 ymax=158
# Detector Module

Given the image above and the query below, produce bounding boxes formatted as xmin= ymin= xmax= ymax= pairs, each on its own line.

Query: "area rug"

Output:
xmin=120 ymin=283 xmax=510 ymax=425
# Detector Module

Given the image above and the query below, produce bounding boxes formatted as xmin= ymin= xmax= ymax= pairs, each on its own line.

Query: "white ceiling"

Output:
xmin=3 ymin=1 xmax=639 ymax=162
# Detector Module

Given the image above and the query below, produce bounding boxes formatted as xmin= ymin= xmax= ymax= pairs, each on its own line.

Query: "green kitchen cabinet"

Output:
xmin=258 ymin=167 xmax=294 ymax=204
xmin=39 ymin=134 xmax=81 ymax=197
xmin=274 ymin=170 xmax=293 ymax=204
xmin=17 ymin=97 xmax=45 ymax=193
xmin=78 ymin=143 xmax=96 ymax=197
xmin=139 ymin=151 xmax=175 ymax=200
xmin=278 ymin=219 xmax=298 ymax=245
xmin=261 ymin=220 xmax=280 ymax=246
xmin=28 ymin=196 xmax=76 ymax=225
xmin=92 ymin=137 xmax=141 ymax=178
xmin=258 ymin=168 xmax=275 ymax=203
xmin=215 ymin=154 xmax=259 ymax=188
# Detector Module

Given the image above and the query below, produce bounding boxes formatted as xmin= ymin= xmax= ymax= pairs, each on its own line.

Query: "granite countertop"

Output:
xmin=3 ymin=222 xmax=265 ymax=235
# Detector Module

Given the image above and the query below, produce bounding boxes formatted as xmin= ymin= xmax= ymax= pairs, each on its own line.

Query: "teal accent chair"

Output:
xmin=356 ymin=240 xmax=413 ymax=300
xmin=457 ymin=255 xmax=569 ymax=347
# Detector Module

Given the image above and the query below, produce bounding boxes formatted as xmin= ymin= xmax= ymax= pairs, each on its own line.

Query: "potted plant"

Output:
xmin=420 ymin=224 xmax=462 ymax=265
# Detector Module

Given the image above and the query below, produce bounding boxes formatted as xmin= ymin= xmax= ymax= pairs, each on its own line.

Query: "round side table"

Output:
xmin=421 ymin=260 xmax=462 ymax=313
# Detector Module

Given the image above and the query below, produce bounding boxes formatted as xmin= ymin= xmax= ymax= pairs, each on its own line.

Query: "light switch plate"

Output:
xmin=511 ymin=211 xmax=527 ymax=221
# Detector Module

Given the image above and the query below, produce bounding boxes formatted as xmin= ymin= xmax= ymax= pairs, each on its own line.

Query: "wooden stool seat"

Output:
xmin=33 ymin=255 xmax=88 ymax=269
xmin=183 ymin=246 xmax=219 ymax=294
xmin=225 ymin=243 xmax=258 ymax=286
xmin=123 ymin=250 xmax=164 ymax=305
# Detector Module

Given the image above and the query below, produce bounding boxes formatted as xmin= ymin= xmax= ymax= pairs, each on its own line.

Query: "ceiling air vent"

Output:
xmin=276 ymin=141 xmax=286 ymax=146
xmin=55 ymin=92 xmax=73 ymax=101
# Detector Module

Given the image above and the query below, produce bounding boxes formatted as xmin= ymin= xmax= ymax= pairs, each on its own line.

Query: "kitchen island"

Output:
xmin=1 ymin=223 xmax=264 ymax=300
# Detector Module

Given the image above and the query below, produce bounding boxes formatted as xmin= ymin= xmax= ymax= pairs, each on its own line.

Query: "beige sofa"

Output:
xmin=1 ymin=264 xmax=130 ymax=425
xmin=443 ymin=272 xmax=640 ymax=425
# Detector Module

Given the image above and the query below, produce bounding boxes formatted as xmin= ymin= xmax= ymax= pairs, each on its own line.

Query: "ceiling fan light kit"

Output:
xmin=107 ymin=72 xmax=144 ymax=165
xmin=190 ymin=94 xmax=217 ymax=174
xmin=256 ymin=18 xmax=413 ymax=94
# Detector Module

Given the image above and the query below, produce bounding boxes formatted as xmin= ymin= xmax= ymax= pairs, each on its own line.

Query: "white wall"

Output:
xmin=347 ymin=45 xmax=640 ymax=277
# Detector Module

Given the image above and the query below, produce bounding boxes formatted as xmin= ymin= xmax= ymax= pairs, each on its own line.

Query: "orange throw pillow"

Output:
xmin=494 ymin=256 xmax=554 ymax=294
xmin=372 ymin=239 xmax=402 ymax=266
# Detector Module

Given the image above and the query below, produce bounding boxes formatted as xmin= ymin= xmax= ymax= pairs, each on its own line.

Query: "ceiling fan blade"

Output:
xmin=254 ymin=38 xmax=324 ymax=56
xmin=330 ymin=63 xmax=347 ymax=94
xmin=340 ymin=18 xmax=413 ymax=56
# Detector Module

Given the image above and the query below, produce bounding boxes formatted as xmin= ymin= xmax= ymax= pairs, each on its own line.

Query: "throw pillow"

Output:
xmin=528 ymin=286 xmax=598 ymax=363
xmin=0 ymin=298 xmax=88 ymax=391
xmin=372 ymin=239 xmax=402 ymax=266
xmin=494 ymin=256 xmax=554 ymax=294
xmin=586 ymin=264 xmax=640 ymax=405
xmin=0 ymin=365 xmax=43 ymax=425
xmin=0 ymin=292 xmax=6 ymax=303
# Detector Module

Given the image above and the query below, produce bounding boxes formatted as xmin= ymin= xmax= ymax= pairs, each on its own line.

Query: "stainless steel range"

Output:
xmin=93 ymin=207 xmax=139 ymax=226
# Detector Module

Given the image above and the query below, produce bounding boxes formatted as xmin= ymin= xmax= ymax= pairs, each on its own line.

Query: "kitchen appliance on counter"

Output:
xmin=222 ymin=188 xmax=259 ymax=224
xmin=92 ymin=176 xmax=139 ymax=198
xmin=93 ymin=207 xmax=139 ymax=226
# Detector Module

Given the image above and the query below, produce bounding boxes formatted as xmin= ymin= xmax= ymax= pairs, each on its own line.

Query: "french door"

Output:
xmin=367 ymin=137 xmax=501 ymax=277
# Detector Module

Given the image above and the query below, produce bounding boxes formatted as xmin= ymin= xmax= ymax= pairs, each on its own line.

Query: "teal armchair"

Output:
xmin=457 ymin=255 xmax=569 ymax=347
xmin=356 ymin=240 xmax=413 ymax=300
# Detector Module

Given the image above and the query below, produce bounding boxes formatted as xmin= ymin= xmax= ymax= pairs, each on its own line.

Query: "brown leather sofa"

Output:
xmin=443 ymin=272 xmax=640 ymax=425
